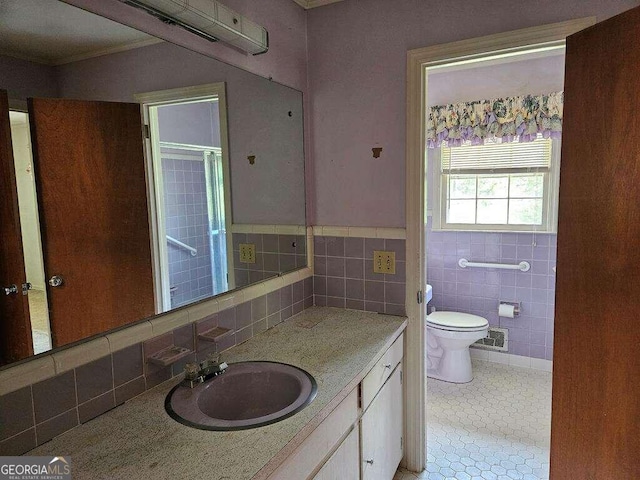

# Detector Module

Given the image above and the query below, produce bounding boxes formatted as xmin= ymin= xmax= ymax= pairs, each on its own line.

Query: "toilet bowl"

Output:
xmin=426 ymin=311 xmax=488 ymax=383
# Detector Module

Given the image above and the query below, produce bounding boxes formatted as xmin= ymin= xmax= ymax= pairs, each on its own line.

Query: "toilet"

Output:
xmin=426 ymin=311 xmax=489 ymax=383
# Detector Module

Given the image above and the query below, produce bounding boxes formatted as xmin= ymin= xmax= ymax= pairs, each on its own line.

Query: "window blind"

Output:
xmin=441 ymin=136 xmax=552 ymax=173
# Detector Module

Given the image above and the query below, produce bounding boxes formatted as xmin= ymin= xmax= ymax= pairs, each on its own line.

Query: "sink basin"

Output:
xmin=165 ymin=361 xmax=317 ymax=431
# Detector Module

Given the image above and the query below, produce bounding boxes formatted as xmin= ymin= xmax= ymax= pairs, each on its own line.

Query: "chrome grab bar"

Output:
xmin=167 ymin=235 xmax=197 ymax=257
xmin=458 ymin=258 xmax=530 ymax=272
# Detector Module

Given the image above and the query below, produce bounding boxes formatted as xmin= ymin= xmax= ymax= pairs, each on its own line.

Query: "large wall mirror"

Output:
xmin=0 ymin=0 xmax=307 ymax=366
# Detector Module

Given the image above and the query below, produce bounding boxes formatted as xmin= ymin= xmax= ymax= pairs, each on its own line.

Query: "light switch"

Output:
xmin=239 ymin=243 xmax=256 ymax=264
xmin=373 ymin=251 xmax=396 ymax=274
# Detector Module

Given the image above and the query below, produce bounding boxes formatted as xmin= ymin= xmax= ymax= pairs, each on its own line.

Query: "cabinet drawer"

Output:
xmin=361 ymin=333 xmax=403 ymax=410
xmin=267 ymin=388 xmax=358 ymax=480
xmin=312 ymin=428 xmax=359 ymax=480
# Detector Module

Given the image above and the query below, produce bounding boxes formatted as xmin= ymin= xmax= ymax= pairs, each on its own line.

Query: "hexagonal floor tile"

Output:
xmin=402 ymin=360 xmax=552 ymax=480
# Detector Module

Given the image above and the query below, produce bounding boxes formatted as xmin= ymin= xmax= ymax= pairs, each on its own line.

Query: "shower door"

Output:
xmin=157 ymin=144 xmax=229 ymax=310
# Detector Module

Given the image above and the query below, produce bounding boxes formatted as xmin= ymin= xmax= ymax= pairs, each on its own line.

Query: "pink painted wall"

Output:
xmin=307 ymin=0 xmax=640 ymax=228
xmin=0 ymin=55 xmax=58 ymax=103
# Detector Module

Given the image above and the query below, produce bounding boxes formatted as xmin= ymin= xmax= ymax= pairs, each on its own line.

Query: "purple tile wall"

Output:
xmin=426 ymin=218 xmax=557 ymax=360
xmin=0 ymin=279 xmax=313 ymax=456
xmin=163 ymin=157 xmax=215 ymax=308
xmin=232 ymin=233 xmax=307 ymax=288
xmin=313 ymin=236 xmax=406 ymax=316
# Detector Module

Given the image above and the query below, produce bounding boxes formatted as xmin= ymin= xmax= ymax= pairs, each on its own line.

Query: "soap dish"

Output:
xmin=198 ymin=326 xmax=232 ymax=343
xmin=148 ymin=346 xmax=193 ymax=367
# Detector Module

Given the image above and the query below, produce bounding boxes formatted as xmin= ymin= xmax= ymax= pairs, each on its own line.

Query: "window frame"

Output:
xmin=431 ymin=138 xmax=561 ymax=233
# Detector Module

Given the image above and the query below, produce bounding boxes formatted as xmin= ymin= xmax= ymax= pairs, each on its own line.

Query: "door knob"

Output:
xmin=365 ymin=459 xmax=374 ymax=465
xmin=3 ymin=284 xmax=18 ymax=296
xmin=49 ymin=275 xmax=64 ymax=287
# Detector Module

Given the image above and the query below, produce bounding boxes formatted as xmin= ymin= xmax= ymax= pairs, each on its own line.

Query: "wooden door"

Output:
xmin=550 ymin=7 xmax=640 ymax=478
xmin=361 ymin=366 xmax=403 ymax=480
xmin=28 ymin=98 xmax=155 ymax=347
xmin=0 ymin=90 xmax=33 ymax=364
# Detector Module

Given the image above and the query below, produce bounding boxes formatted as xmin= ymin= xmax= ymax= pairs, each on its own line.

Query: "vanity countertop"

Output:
xmin=29 ymin=307 xmax=407 ymax=480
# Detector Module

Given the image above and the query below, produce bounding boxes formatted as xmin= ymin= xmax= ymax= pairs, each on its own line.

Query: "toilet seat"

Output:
xmin=427 ymin=311 xmax=488 ymax=332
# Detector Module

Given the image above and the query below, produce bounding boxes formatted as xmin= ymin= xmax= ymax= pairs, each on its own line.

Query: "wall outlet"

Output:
xmin=239 ymin=243 xmax=256 ymax=264
xmin=373 ymin=250 xmax=396 ymax=274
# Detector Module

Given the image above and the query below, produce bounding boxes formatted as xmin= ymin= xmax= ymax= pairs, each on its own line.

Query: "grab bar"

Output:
xmin=167 ymin=235 xmax=197 ymax=257
xmin=458 ymin=258 xmax=530 ymax=272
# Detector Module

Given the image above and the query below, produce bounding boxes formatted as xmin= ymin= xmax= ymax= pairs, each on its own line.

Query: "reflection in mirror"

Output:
xmin=0 ymin=0 xmax=306 ymax=366
xmin=143 ymin=87 xmax=232 ymax=311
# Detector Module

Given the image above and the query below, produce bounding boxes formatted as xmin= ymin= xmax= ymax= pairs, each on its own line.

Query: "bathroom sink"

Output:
xmin=165 ymin=361 xmax=317 ymax=431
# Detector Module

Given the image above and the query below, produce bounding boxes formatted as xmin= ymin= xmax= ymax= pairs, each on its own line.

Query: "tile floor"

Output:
xmin=396 ymin=360 xmax=552 ymax=480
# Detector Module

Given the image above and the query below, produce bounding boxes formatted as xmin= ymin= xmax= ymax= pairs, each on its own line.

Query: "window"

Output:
xmin=432 ymin=134 xmax=560 ymax=232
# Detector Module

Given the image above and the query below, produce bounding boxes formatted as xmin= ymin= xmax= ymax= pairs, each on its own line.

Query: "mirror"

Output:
xmin=0 ymin=0 xmax=306 ymax=366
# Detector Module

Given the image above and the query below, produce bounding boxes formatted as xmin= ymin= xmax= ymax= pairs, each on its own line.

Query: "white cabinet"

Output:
xmin=267 ymin=389 xmax=358 ymax=480
xmin=263 ymin=332 xmax=404 ymax=480
xmin=361 ymin=365 xmax=403 ymax=480
xmin=312 ymin=428 xmax=360 ymax=480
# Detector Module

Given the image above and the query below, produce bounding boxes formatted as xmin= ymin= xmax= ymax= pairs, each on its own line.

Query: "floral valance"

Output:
xmin=426 ymin=92 xmax=563 ymax=148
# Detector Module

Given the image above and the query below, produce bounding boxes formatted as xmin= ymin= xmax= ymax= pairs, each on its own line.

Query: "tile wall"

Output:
xmin=426 ymin=218 xmax=557 ymax=360
xmin=0 ymin=279 xmax=312 ymax=456
xmin=232 ymin=233 xmax=307 ymax=288
xmin=313 ymin=236 xmax=406 ymax=316
xmin=163 ymin=157 xmax=214 ymax=308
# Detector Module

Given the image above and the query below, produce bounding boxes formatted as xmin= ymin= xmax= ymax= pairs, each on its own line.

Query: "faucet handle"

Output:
xmin=184 ymin=362 xmax=200 ymax=381
xmin=206 ymin=352 xmax=222 ymax=365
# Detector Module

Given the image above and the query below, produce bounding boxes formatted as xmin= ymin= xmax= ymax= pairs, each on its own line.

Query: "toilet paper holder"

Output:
xmin=499 ymin=301 xmax=521 ymax=317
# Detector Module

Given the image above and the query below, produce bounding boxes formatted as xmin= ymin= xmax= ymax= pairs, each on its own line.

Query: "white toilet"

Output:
xmin=426 ymin=311 xmax=489 ymax=383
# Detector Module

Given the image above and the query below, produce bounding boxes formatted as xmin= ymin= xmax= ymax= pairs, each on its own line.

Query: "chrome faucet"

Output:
xmin=182 ymin=353 xmax=228 ymax=388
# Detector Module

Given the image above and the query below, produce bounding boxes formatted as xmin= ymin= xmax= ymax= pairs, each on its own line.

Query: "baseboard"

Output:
xmin=470 ymin=347 xmax=552 ymax=372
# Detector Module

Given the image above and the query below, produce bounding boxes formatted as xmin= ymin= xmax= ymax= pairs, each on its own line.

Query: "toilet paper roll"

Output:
xmin=498 ymin=303 xmax=515 ymax=318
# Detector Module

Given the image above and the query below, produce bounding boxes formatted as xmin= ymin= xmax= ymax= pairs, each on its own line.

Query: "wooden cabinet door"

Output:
xmin=312 ymin=428 xmax=359 ymax=480
xmin=550 ymin=6 xmax=640 ymax=478
xmin=361 ymin=366 xmax=403 ymax=480
xmin=0 ymin=90 xmax=33 ymax=364
xmin=28 ymin=98 xmax=155 ymax=347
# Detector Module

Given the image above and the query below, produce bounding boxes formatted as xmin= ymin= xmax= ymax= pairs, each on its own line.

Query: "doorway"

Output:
xmin=402 ymin=17 xmax=595 ymax=476
xmin=138 ymin=84 xmax=233 ymax=312
xmin=8 ymin=110 xmax=50 ymax=354
xmin=422 ymin=44 xmax=563 ymax=480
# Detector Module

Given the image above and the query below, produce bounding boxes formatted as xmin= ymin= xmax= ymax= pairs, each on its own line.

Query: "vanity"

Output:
xmin=28 ymin=307 xmax=407 ymax=479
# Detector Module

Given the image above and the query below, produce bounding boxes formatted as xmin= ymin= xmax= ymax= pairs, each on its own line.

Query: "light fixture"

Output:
xmin=121 ymin=0 xmax=269 ymax=55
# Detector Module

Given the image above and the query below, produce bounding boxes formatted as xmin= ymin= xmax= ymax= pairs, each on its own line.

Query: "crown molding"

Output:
xmin=293 ymin=0 xmax=344 ymax=9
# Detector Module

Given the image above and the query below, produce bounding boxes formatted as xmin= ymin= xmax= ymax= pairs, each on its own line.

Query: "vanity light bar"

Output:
xmin=121 ymin=0 xmax=269 ymax=55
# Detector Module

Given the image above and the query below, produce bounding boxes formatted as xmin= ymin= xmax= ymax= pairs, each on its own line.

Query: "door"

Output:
xmin=0 ymin=90 xmax=33 ymax=363
xmin=28 ymin=98 xmax=155 ymax=347
xmin=550 ymin=7 xmax=640 ymax=478
xmin=361 ymin=366 xmax=403 ymax=480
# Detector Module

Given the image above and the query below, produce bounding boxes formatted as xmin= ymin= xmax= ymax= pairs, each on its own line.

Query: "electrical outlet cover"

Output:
xmin=239 ymin=243 xmax=256 ymax=264
xmin=373 ymin=250 xmax=396 ymax=274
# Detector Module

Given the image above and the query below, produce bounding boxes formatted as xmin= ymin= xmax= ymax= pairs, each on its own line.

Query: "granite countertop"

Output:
xmin=29 ymin=307 xmax=407 ymax=480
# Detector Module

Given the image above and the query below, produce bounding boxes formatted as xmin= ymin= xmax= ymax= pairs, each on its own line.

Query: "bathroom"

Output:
xmin=0 ymin=1 xmax=638 ymax=479
xmin=420 ymin=46 xmax=563 ymax=479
